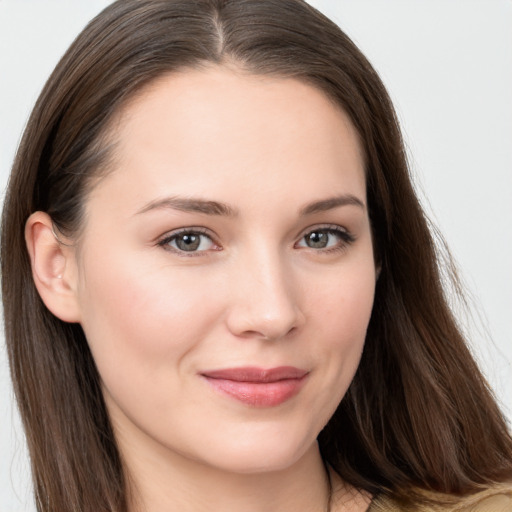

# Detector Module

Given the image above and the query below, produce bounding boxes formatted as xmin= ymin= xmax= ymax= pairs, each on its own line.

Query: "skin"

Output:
xmin=27 ymin=67 xmax=376 ymax=511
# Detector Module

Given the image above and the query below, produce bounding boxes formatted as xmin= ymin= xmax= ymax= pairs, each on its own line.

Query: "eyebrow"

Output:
xmin=135 ymin=193 xmax=365 ymax=217
xmin=299 ymin=195 xmax=365 ymax=216
xmin=136 ymin=196 xmax=237 ymax=216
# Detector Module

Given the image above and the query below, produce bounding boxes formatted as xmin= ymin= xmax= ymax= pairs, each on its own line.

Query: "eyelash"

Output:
xmin=295 ymin=224 xmax=356 ymax=254
xmin=157 ymin=227 xmax=219 ymax=257
xmin=157 ymin=225 xmax=356 ymax=256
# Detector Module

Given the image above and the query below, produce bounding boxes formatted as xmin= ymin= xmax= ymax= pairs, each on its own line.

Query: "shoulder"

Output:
xmin=456 ymin=485 xmax=512 ymax=512
xmin=367 ymin=483 xmax=512 ymax=511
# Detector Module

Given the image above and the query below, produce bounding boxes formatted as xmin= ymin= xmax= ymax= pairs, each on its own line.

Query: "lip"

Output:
xmin=201 ymin=366 xmax=309 ymax=407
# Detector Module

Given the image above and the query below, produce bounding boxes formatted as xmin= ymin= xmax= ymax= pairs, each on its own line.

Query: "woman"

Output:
xmin=1 ymin=0 xmax=511 ymax=511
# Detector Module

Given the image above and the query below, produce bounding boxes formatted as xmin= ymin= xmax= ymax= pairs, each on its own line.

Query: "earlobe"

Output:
xmin=25 ymin=212 xmax=81 ymax=323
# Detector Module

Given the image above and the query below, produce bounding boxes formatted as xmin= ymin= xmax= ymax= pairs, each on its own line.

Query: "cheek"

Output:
xmin=76 ymin=253 xmax=221 ymax=383
xmin=309 ymin=257 xmax=375 ymax=344
xmin=329 ymin=277 xmax=374 ymax=342
xmin=308 ymin=258 xmax=375 ymax=389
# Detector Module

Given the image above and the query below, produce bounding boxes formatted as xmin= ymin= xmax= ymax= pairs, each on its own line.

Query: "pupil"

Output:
xmin=177 ymin=234 xmax=200 ymax=251
xmin=307 ymin=231 xmax=327 ymax=248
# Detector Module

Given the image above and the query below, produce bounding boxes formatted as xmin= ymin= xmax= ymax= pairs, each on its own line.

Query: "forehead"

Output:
xmin=89 ymin=66 xmax=366 ymax=215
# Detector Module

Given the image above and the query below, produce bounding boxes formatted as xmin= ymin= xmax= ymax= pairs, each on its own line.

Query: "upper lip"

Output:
xmin=201 ymin=366 xmax=308 ymax=383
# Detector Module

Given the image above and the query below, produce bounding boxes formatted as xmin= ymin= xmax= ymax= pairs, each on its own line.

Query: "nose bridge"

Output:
xmin=226 ymin=241 xmax=303 ymax=340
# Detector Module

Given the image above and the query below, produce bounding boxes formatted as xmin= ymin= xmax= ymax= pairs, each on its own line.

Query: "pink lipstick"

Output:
xmin=201 ymin=366 xmax=308 ymax=407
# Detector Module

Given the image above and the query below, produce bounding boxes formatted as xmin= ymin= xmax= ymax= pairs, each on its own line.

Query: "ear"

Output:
xmin=25 ymin=212 xmax=81 ymax=323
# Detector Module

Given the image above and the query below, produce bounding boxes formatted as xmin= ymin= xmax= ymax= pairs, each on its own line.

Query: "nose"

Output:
xmin=225 ymin=248 xmax=305 ymax=341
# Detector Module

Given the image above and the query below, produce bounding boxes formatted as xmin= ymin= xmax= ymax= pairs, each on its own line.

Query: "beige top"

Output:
xmin=367 ymin=483 xmax=512 ymax=511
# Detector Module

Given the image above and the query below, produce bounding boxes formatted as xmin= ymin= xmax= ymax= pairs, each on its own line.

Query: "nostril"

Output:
xmin=225 ymin=301 xmax=304 ymax=341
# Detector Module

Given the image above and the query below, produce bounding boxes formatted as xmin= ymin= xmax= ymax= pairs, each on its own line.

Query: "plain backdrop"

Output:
xmin=1 ymin=1 xmax=511 ymax=510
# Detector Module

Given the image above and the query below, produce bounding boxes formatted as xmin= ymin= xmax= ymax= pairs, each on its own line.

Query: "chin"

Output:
xmin=194 ymin=427 xmax=318 ymax=475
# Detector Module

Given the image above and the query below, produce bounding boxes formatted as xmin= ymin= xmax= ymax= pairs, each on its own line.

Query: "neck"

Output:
xmin=123 ymin=440 xmax=331 ymax=512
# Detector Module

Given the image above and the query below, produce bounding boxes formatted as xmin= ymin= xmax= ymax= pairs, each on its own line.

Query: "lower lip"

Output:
xmin=203 ymin=376 xmax=308 ymax=407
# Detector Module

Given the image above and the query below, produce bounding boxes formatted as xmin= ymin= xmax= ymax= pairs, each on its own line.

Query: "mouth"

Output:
xmin=200 ymin=366 xmax=309 ymax=407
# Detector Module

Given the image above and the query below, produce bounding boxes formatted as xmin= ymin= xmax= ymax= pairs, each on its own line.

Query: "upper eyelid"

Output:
xmin=158 ymin=226 xmax=215 ymax=241
xmin=156 ymin=227 xmax=219 ymax=250
xmin=296 ymin=223 xmax=351 ymax=239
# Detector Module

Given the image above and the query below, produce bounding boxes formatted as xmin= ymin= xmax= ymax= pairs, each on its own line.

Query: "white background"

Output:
xmin=1 ymin=1 xmax=511 ymax=510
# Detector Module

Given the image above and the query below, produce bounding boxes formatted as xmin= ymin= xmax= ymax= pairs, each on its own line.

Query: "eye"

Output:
xmin=296 ymin=226 xmax=354 ymax=251
xmin=158 ymin=229 xmax=217 ymax=254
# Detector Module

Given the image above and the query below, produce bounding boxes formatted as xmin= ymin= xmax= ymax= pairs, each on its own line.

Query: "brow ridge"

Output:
xmin=299 ymin=195 xmax=365 ymax=216
xmin=136 ymin=196 xmax=237 ymax=216
xmin=136 ymin=193 xmax=364 ymax=217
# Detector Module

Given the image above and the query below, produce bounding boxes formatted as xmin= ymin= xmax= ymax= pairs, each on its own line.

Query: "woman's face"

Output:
xmin=73 ymin=67 xmax=377 ymax=474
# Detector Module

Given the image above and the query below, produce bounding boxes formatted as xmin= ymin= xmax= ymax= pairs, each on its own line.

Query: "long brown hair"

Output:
xmin=2 ymin=1 xmax=511 ymax=511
